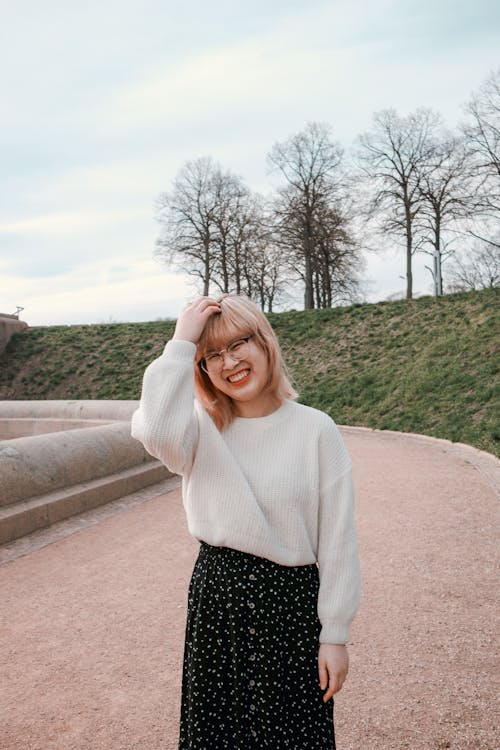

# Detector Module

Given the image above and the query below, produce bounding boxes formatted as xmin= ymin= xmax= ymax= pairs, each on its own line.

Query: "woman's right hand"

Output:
xmin=172 ymin=297 xmax=221 ymax=344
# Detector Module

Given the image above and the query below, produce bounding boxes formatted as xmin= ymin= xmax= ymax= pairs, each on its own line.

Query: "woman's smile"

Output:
xmin=206 ymin=335 xmax=276 ymax=416
xmin=226 ymin=368 xmax=251 ymax=385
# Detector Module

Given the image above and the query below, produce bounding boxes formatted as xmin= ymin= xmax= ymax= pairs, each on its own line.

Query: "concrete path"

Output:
xmin=0 ymin=429 xmax=498 ymax=750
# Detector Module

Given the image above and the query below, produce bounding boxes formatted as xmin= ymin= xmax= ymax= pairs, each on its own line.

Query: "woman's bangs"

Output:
xmin=198 ymin=304 xmax=257 ymax=353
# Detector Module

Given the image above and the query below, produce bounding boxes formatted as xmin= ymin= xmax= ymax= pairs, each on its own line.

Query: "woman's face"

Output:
xmin=203 ymin=330 xmax=275 ymax=417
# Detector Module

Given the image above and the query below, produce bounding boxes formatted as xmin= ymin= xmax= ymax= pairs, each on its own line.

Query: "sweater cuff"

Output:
xmin=163 ymin=339 xmax=197 ymax=360
xmin=319 ymin=621 xmax=350 ymax=645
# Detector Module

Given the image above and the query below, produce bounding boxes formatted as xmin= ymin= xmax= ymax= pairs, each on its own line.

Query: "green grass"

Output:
xmin=1 ymin=288 xmax=498 ymax=455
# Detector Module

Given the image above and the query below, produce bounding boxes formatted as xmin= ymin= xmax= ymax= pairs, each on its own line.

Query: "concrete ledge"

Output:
xmin=0 ymin=399 xmax=173 ymax=545
xmin=0 ymin=400 xmax=138 ymax=421
xmin=0 ymin=418 xmax=113 ymax=439
xmin=0 ymin=460 xmax=169 ymax=545
xmin=0 ymin=422 xmax=156 ymax=506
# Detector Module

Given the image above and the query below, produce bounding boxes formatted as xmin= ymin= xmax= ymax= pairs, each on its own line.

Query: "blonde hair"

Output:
xmin=194 ymin=294 xmax=298 ymax=430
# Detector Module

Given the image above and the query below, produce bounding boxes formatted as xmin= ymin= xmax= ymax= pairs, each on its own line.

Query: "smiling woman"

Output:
xmin=193 ymin=295 xmax=297 ymax=427
xmin=131 ymin=293 xmax=361 ymax=749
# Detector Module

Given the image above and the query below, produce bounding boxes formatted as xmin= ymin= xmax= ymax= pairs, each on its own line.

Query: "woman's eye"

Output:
xmin=206 ymin=352 xmax=220 ymax=361
xmin=230 ymin=340 xmax=245 ymax=353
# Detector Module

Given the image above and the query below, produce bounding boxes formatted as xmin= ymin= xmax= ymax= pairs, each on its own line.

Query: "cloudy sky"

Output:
xmin=1 ymin=0 xmax=498 ymax=326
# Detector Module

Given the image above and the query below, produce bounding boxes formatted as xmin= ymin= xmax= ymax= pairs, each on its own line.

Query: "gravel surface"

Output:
xmin=0 ymin=428 xmax=498 ymax=750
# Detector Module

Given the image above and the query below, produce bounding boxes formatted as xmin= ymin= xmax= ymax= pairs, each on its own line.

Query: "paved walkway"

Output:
xmin=0 ymin=429 xmax=498 ymax=750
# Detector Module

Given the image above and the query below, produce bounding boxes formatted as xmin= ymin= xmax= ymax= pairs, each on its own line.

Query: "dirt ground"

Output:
xmin=0 ymin=428 xmax=498 ymax=750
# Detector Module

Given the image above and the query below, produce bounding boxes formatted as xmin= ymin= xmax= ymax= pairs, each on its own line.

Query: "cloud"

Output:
xmin=100 ymin=42 xmax=332 ymax=131
xmin=0 ymin=209 xmax=146 ymax=238
xmin=2 ymin=257 xmax=191 ymax=326
xmin=85 ymin=0 xmax=499 ymax=158
xmin=1 ymin=240 xmax=438 ymax=327
xmin=0 ymin=204 xmax=158 ymax=280
xmin=1 ymin=0 xmax=499 ymax=325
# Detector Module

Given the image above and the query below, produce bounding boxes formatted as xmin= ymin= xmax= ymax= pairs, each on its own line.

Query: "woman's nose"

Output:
xmin=222 ymin=350 xmax=239 ymax=367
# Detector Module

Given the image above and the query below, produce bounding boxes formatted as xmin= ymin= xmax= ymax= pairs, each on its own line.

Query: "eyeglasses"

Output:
xmin=199 ymin=335 xmax=253 ymax=374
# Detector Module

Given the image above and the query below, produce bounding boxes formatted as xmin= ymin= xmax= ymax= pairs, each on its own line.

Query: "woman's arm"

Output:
xmin=316 ymin=465 xmax=361 ymax=644
xmin=131 ymin=297 xmax=220 ymax=474
xmin=316 ymin=419 xmax=361 ymax=698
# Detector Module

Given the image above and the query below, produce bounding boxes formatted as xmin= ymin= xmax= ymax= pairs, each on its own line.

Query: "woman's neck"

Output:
xmin=233 ymin=393 xmax=281 ymax=419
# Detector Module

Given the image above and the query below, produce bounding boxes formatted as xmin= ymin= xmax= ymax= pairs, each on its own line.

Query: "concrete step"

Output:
xmin=0 ymin=422 xmax=153 ymax=507
xmin=0 ymin=460 xmax=171 ymax=546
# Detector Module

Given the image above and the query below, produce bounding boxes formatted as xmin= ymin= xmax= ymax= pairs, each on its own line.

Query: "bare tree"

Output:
xmin=215 ymin=191 xmax=289 ymax=310
xmin=155 ymin=157 xmax=288 ymax=310
xmin=155 ymin=157 xmax=220 ymax=295
xmin=462 ymin=68 xmax=500 ymax=218
xmin=357 ymin=108 xmax=440 ymax=298
xmin=268 ymin=122 xmax=359 ymax=308
xmin=210 ymin=172 xmax=251 ymax=295
xmin=268 ymin=122 xmax=342 ymax=309
xmin=271 ymin=184 xmax=360 ymax=308
xmin=447 ymin=241 xmax=499 ymax=291
xmin=243 ymin=238 xmax=289 ymax=313
xmin=243 ymin=199 xmax=291 ymax=312
xmin=312 ymin=204 xmax=362 ymax=307
xmin=417 ymin=134 xmax=475 ymax=295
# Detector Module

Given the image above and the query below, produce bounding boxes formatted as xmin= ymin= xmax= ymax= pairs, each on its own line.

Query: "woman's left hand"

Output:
xmin=318 ymin=643 xmax=349 ymax=701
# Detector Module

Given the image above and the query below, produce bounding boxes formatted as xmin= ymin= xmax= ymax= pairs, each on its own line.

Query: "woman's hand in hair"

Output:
xmin=318 ymin=643 xmax=349 ymax=701
xmin=173 ymin=297 xmax=221 ymax=344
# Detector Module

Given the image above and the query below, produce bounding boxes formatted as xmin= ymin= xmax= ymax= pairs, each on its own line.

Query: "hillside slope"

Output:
xmin=1 ymin=288 xmax=498 ymax=455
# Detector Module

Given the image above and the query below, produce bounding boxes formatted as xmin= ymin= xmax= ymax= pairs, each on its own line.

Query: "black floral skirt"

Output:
xmin=178 ymin=542 xmax=335 ymax=749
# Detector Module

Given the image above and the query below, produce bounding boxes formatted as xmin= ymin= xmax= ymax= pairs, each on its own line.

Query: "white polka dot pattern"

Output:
xmin=178 ymin=542 xmax=335 ymax=749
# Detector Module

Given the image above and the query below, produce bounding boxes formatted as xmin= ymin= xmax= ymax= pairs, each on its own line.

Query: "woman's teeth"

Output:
xmin=228 ymin=369 xmax=250 ymax=383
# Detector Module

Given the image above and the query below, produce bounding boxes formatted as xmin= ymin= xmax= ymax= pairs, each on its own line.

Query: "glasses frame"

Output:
xmin=199 ymin=335 xmax=253 ymax=374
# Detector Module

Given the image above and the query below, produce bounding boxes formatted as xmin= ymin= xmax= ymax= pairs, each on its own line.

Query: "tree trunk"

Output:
xmin=203 ymin=236 xmax=210 ymax=295
xmin=435 ymin=215 xmax=443 ymax=296
xmin=406 ymin=245 xmax=413 ymax=298
xmin=304 ymin=253 xmax=314 ymax=309
xmin=234 ymin=247 xmax=241 ymax=294
xmin=405 ymin=204 xmax=413 ymax=299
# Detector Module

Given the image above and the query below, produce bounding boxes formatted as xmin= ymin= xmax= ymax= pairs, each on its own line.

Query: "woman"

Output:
xmin=131 ymin=294 xmax=361 ymax=749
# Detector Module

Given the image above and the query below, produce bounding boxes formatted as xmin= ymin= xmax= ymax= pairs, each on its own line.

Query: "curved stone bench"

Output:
xmin=0 ymin=400 xmax=172 ymax=545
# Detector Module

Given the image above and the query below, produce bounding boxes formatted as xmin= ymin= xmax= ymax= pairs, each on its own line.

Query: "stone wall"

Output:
xmin=0 ymin=313 xmax=28 ymax=355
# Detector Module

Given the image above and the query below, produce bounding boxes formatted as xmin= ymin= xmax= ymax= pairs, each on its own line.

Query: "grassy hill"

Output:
xmin=1 ymin=288 xmax=498 ymax=456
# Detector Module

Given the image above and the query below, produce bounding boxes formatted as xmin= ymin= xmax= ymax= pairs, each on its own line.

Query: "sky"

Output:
xmin=1 ymin=0 xmax=499 ymax=326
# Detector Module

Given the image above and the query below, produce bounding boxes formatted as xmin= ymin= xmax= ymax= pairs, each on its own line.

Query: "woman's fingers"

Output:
xmin=322 ymin=666 xmax=346 ymax=702
xmin=318 ymin=643 xmax=349 ymax=702
xmin=319 ymin=656 xmax=336 ymax=702
xmin=322 ymin=671 xmax=344 ymax=702
xmin=318 ymin=660 xmax=328 ymax=691
xmin=174 ymin=296 xmax=221 ymax=343
xmin=198 ymin=297 xmax=221 ymax=314
xmin=186 ymin=297 xmax=221 ymax=319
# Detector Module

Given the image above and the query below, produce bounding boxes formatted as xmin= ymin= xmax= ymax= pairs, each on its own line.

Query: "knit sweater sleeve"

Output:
xmin=130 ymin=339 xmax=199 ymax=475
xmin=316 ymin=419 xmax=361 ymax=644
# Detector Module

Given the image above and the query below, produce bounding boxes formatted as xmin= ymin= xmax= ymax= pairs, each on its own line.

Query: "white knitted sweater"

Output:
xmin=131 ymin=339 xmax=361 ymax=644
